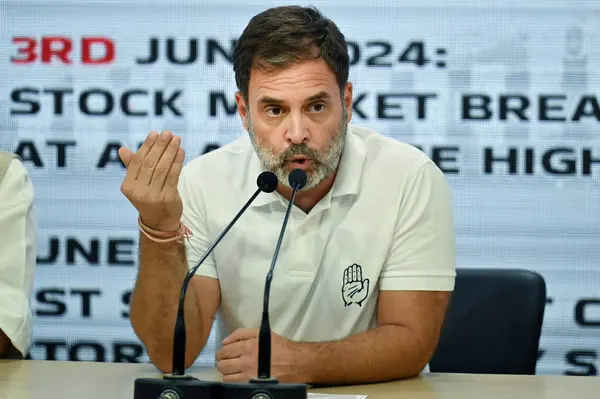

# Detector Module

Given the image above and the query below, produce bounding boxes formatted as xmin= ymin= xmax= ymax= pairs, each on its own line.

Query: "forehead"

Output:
xmin=248 ymin=59 xmax=340 ymax=102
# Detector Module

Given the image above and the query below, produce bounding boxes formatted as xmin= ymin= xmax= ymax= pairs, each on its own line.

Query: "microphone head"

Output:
xmin=288 ymin=169 xmax=307 ymax=190
xmin=256 ymin=171 xmax=278 ymax=193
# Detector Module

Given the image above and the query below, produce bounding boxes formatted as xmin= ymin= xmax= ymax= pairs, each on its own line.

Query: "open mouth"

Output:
xmin=288 ymin=156 xmax=311 ymax=165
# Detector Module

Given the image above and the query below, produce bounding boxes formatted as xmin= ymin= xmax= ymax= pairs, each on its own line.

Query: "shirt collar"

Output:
xmin=330 ymin=124 xmax=366 ymax=198
xmin=244 ymin=124 xmax=366 ymax=208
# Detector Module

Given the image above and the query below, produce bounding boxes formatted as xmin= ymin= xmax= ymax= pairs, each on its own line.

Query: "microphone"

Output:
xmin=133 ymin=171 xmax=278 ymax=399
xmin=221 ymin=169 xmax=309 ymax=399
xmin=170 ymin=170 xmax=279 ymax=377
xmin=255 ymin=168 xmax=307 ymax=381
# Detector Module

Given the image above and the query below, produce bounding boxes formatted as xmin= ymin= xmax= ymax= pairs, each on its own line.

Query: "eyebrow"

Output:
xmin=257 ymin=90 xmax=333 ymax=105
xmin=306 ymin=91 xmax=332 ymax=102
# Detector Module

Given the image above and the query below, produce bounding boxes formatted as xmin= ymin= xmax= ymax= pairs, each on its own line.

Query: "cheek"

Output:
xmin=314 ymin=119 xmax=341 ymax=145
xmin=251 ymin=120 xmax=283 ymax=145
xmin=253 ymin=128 xmax=285 ymax=153
xmin=254 ymin=128 xmax=276 ymax=146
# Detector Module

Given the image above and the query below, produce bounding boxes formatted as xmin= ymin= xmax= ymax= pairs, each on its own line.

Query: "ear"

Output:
xmin=343 ymin=82 xmax=353 ymax=123
xmin=235 ymin=91 xmax=249 ymax=131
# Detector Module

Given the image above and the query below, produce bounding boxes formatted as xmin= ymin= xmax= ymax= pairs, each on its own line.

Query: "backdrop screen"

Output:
xmin=1 ymin=0 xmax=599 ymax=375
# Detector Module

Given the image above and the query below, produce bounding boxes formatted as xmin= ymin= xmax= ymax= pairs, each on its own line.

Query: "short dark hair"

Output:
xmin=233 ymin=6 xmax=349 ymax=101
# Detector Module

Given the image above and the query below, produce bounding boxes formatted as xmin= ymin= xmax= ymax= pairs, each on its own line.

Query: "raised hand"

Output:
xmin=118 ymin=130 xmax=185 ymax=232
xmin=342 ymin=264 xmax=370 ymax=307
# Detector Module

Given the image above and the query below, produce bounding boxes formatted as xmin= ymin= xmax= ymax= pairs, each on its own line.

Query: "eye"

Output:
xmin=309 ymin=102 xmax=327 ymax=113
xmin=265 ymin=106 xmax=283 ymax=117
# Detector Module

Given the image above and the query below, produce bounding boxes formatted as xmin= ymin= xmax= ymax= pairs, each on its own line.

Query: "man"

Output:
xmin=0 ymin=152 xmax=36 ymax=359
xmin=119 ymin=6 xmax=455 ymax=385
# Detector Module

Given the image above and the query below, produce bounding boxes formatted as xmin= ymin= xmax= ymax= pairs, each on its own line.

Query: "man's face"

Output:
xmin=236 ymin=59 xmax=353 ymax=190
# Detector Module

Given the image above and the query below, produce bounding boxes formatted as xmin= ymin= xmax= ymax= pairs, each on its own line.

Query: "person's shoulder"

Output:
xmin=1 ymin=155 xmax=29 ymax=187
xmin=349 ymin=124 xmax=433 ymax=173
xmin=183 ymin=135 xmax=252 ymax=175
xmin=0 ymin=154 xmax=33 ymax=203
xmin=178 ymin=135 xmax=255 ymax=198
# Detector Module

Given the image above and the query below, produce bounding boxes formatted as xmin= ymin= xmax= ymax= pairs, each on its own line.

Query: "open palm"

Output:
xmin=342 ymin=264 xmax=370 ymax=307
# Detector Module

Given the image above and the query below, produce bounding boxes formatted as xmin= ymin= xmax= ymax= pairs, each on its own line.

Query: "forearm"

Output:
xmin=297 ymin=325 xmax=430 ymax=385
xmin=130 ymin=234 xmax=206 ymax=371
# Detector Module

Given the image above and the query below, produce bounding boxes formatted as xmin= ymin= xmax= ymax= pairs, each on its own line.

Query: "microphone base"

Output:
xmin=133 ymin=376 xmax=222 ymax=399
xmin=223 ymin=379 xmax=308 ymax=399
xmin=133 ymin=377 xmax=307 ymax=399
xmin=250 ymin=376 xmax=279 ymax=384
xmin=163 ymin=373 xmax=196 ymax=381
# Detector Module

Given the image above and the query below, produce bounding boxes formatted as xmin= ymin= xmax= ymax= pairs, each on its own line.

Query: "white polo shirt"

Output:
xmin=179 ymin=124 xmax=456 ymax=344
xmin=0 ymin=155 xmax=36 ymax=358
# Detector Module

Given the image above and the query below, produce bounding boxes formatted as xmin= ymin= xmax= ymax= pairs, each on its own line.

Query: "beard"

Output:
xmin=247 ymin=110 xmax=348 ymax=190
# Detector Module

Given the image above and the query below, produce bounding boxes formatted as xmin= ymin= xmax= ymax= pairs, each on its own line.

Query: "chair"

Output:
xmin=428 ymin=268 xmax=547 ymax=375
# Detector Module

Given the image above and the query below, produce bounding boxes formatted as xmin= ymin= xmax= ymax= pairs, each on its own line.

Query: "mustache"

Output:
xmin=279 ymin=144 xmax=321 ymax=162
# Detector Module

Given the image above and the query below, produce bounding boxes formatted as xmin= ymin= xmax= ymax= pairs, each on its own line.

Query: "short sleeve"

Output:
xmin=0 ymin=158 xmax=36 ymax=358
xmin=178 ymin=165 xmax=218 ymax=279
xmin=380 ymin=161 xmax=456 ymax=291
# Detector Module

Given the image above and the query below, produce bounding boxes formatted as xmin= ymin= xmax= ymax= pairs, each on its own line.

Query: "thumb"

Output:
xmin=363 ymin=278 xmax=370 ymax=291
xmin=118 ymin=147 xmax=134 ymax=167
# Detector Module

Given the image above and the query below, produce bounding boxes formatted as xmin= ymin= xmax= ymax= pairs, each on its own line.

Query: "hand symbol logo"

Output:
xmin=342 ymin=264 xmax=370 ymax=307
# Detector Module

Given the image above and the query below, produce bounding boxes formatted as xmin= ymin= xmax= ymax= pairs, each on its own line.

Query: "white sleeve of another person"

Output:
xmin=0 ymin=157 xmax=36 ymax=358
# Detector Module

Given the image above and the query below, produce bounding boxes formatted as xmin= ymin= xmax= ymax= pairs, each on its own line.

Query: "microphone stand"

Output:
xmin=170 ymin=186 xmax=264 ymax=378
xmin=221 ymin=168 xmax=308 ymax=399
xmin=255 ymin=177 xmax=300 ymax=381
xmin=133 ymin=172 xmax=278 ymax=399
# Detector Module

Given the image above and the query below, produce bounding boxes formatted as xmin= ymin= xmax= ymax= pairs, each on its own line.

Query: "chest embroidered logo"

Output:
xmin=342 ymin=264 xmax=370 ymax=307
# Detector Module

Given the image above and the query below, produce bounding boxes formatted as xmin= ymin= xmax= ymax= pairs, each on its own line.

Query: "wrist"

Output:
xmin=293 ymin=342 xmax=319 ymax=384
xmin=139 ymin=216 xmax=180 ymax=232
xmin=138 ymin=216 xmax=192 ymax=244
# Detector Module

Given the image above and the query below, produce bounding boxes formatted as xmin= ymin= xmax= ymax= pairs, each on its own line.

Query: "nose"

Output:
xmin=284 ymin=112 xmax=309 ymax=144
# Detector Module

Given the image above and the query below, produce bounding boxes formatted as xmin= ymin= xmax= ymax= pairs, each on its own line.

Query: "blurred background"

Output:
xmin=0 ymin=0 xmax=598 ymax=375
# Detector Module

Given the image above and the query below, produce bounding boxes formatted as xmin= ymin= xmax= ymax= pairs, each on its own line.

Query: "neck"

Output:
xmin=277 ymin=171 xmax=337 ymax=214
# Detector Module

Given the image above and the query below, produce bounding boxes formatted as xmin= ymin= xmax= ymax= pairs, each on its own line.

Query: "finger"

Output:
xmin=222 ymin=373 xmax=247 ymax=383
xmin=357 ymin=264 xmax=363 ymax=282
xmin=118 ymin=147 xmax=134 ymax=167
xmin=222 ymin=328 xmax=258 ymax=346
xmin=163 ymin=147 xmax=185 ymax=191
xmin=343 ymin=268 xmax=348 ymax=285
xmin=216 ymin=340 xmax=246 ymax=361
xmin=217 ymin=358 xmax=244 ymax=376
xmin=352 ymin=264 xmax=357 ymax=282
xmin=122 ymin=132 xmax=159 ymax=183
xmin=137 ymin=130 xmax=173 ymax=185
xmin=150 ymin=135 xmax=181 ymax=191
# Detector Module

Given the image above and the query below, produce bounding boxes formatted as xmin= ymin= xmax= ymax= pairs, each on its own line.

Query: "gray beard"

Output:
xmin=247 ymin=112 xmax=347 ymax=190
